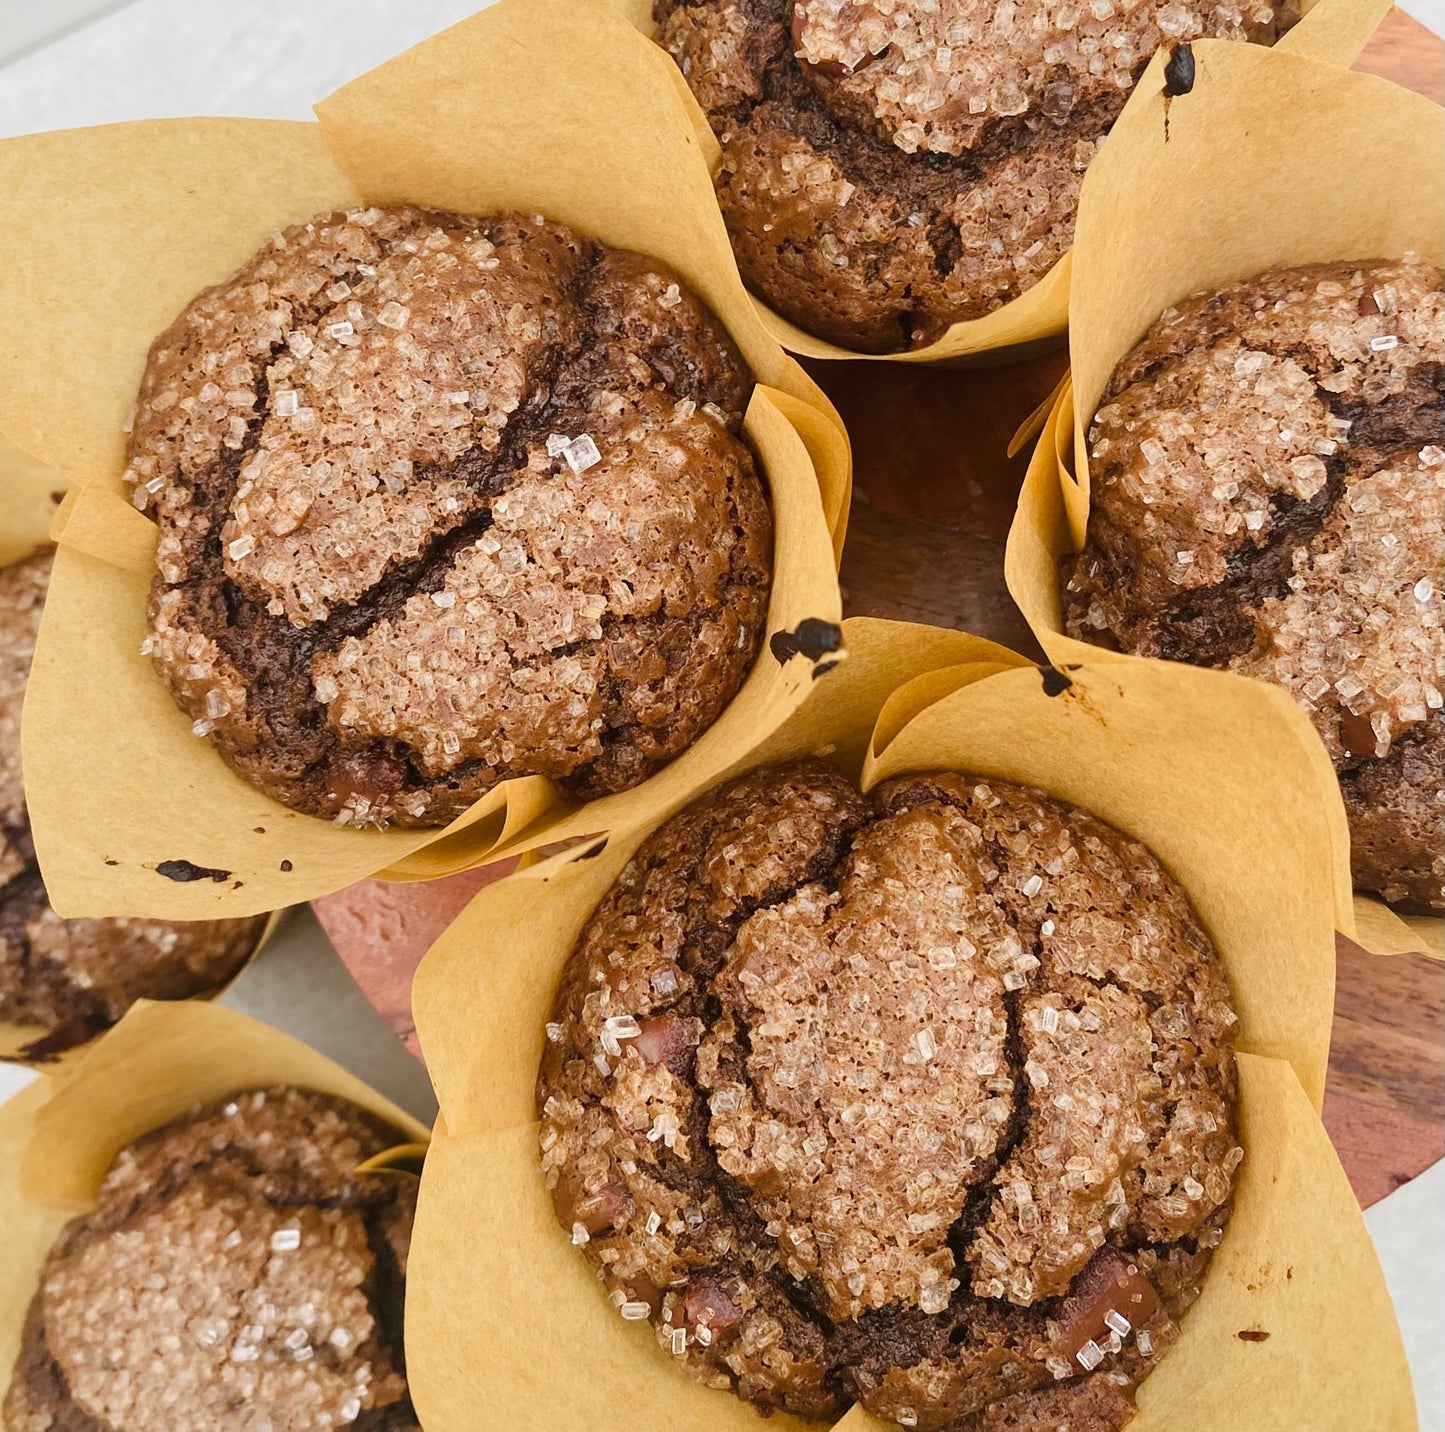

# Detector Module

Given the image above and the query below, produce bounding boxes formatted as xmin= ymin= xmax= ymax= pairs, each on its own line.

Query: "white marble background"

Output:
xmin=0 ymin=1 xmax=1440 ymax=1425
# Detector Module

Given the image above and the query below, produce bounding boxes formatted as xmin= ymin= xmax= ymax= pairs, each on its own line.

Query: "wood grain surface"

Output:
xmin=323 ymin=8 xmax=1444 ymax=1208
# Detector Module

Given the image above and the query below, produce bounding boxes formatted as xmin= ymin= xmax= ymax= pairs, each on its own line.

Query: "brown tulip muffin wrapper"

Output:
xmin=1003 ymin=38 xmax=1445 ymax=958
xmin=0 ymin=0 xmax=851 ymax=921
xmin=0 ymin=998 xmax=428 ymax=1409
xmin=401 ymin=615 xmax=1412 ymax=1432
xmin=619 ymin=0 xmax=1390 ymax=365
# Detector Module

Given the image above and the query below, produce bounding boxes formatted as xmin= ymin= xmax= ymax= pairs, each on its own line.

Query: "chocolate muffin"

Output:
xmin=538 ymin=760 xmax=1240 ymax=1430
xmin=0 ymin=552 xmax=262 ymax=1059
xmin=126 ymin=206 xmax=772 ymax=828
xmin=1065 ymin=257 xmax=1445 ymax=913
xmin=654 ymin=0 xmax=1299 ymax=352
xmin=4 ymin=1086 xmax=418 ymax=1432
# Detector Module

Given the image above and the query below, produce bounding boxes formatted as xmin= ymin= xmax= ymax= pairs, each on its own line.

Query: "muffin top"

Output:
xmin=1066 ymin=257 xmax=1445 ymax=911
xmin=656 ymin=0 xmax=1298 ymax=350
xmin=0 ymin=552 xmax=261 ymax=1057
xmin=128 ymin=206 xmax=772 ymax=829
xmin=4 ymin=1086 xmax=418 ymax=1432
xmin=538 ymin=761 xmax=1240 ymax=1430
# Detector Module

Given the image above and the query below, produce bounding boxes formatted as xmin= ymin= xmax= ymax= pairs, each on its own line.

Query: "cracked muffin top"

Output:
xmin=3 ymin=1086 xmax=419 ymax=1432
xmin=126 ymin=205 xmax=772 ymax=829
xmin=1066 ymin=257 xmax=1445 ymax=912
xmin=538 ymin=760 xmax=1240 ymax=1431
xmin=654 ymin=0 xmax=1298 ymax=351
xmin=1 ymin=551 xmax=262 ymax=1059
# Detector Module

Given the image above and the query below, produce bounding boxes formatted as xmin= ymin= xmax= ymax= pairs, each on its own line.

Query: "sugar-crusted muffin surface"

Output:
xmin=3 ymin=1086 xmax=418 ymax=1432
xmin=538 ymin=760 xmax=1240 ymax=1430
xmin=655 ymin=0 xmax=1298 ymax=352
xmin=1066 ymin=257 xmax=1445 ymax=912
xmin=0 ymin=552 xmax=261 ymax=1057
xmin=128 ymin=206 xmax=771 ymax=829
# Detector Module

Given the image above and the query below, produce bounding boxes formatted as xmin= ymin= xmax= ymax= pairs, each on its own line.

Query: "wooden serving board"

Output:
xmin=320 ymin=9 xmax=1444 ymax=1211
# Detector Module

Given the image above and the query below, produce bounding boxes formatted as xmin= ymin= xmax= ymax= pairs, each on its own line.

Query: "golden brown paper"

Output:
xmin=1351 ymin=898 xmax=1445 ymax=963
xmin=0 ymin=122 xmax=362 ymax=479
xmin=620 ymin=0 xmax=1390 ymax=365
xmin=403 ymin=619 xmax=1406 ymax=1431
xmin=1 ymin=0 xmax=850 ymax=920
xmin=1003 ymin=39 xmax=1445 ymax=957
xmin=0 ymin=1000 xmax=428 ymax=1410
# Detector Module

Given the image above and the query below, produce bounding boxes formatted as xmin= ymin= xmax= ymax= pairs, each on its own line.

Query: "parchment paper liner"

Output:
xmin=0 ymin=436 xmax=69 ymax=570
xmin=402 ymin=615 xmax=1410 ymax=1431
xmin=619 ymin=0 xmax=1391 ymax=364
xmin=0 ymin=999 xmax=428 ymax=1411
xmin=0 ymin=514 xmax=282 ymax=1065
xmin=0 ymin=0 xmax=851 ymax=921
xmin=1002 ymin=38 xmax=1445 ymax=957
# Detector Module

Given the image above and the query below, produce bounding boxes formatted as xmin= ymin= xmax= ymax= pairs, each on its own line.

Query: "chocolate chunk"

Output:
xmin=554 ymin=1176 xmax=633 ymax=1236
xmin=1041 ymin=664 xmax=1074 ymax=697
xmin=1057 ymin=1247 xmax=1162 ymax=1369
xmin=1237 ymin=1328 xmax=1271 ymax=1342
xmin=614 ymin=1271 xmax=666 ymax=1317
xmin=770 ymin=618 xmax=844 ymax=664
xmin=155 ymin=859 xmax=232 ymax=883
xmin=629 ymin=1015 xmax=698 ymax=1077
xmin=683 ymin=1277 xmax=745 ymax=1343
xmin=1164 ymin=43 xmax=1196 ymax=98
xmin=1339 ymin=710 xmax=1379 ymax=759
xmin=324 ymin=748 xmax=410 ymax=809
